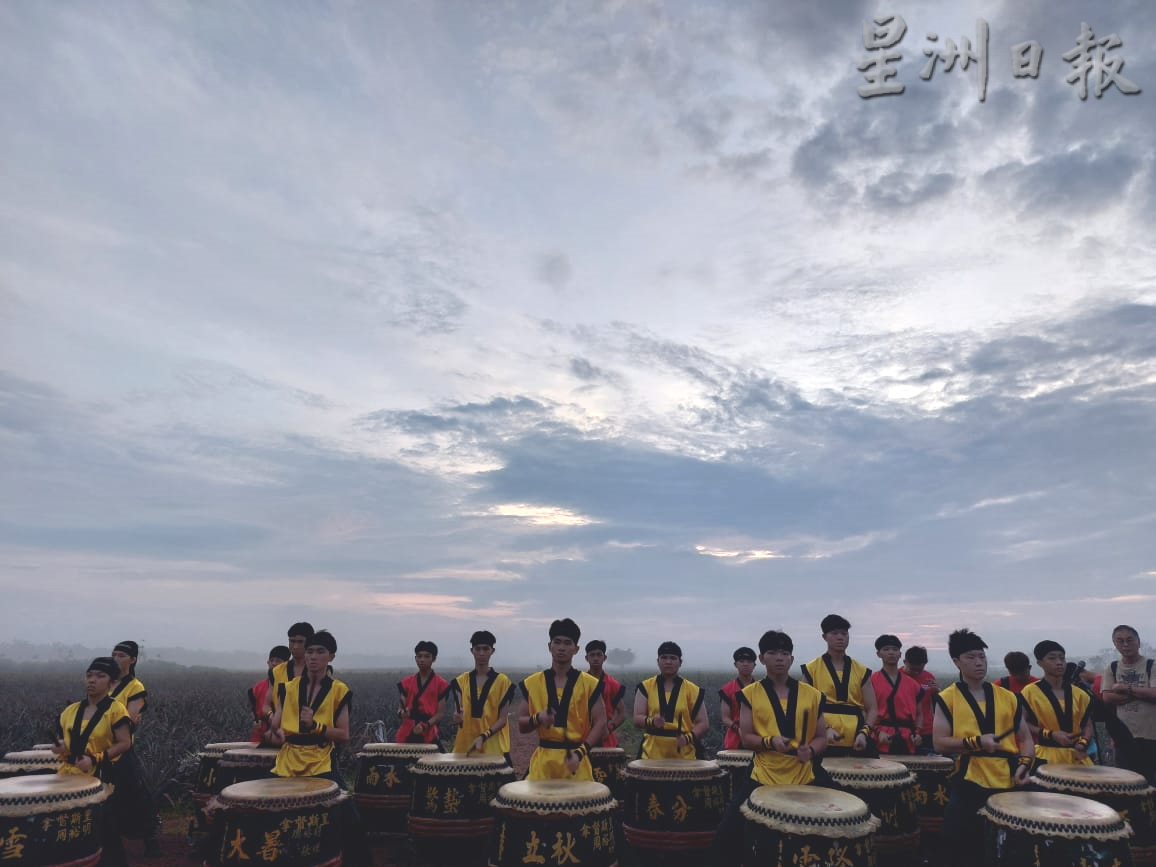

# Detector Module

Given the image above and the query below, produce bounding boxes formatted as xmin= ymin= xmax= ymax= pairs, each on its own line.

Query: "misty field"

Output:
xmin=3 ymin=667 xmax=760 ymax=810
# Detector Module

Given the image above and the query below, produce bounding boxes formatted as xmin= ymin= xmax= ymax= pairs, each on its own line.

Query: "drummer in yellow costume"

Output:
xmin=450 ymin=629 xmax=516 ymax=762
xmin=800 ymin=613 xmax=878 ymax=756
xmin=269 ymin=629 xmax=351 ymax=780
xmin=632 ymin=641 xmax=709 ymax=759
xmin=261 ymin=621 xmax=314 ymax=723
xmin=517 ymin=618 xmax=607 ymax=780
xmin=933 ymin=628 xmax=1034 ymax=867
xmin=712 ymin=631 xmax=836 ymax=867
xmin=1020 ymin=639 xmax=1094 ymax=766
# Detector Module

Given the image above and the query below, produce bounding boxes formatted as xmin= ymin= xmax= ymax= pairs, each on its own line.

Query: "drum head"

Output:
xmin=219 ymin=747 xmax=280 ymax=765
xmin=219 ymin=776 xmax=339 ymax=808
xmin=1 ymin=751 xmax=59 ymax=766
xmin=411 ymin=753 xmax=513 ymax=775
xmin=359 ymin=743 xmax=439 ymax=758
xmin=893 ymin=755 xmax=954 ymax=772
xmin=624 ymin=758 xmax=724 ymax=781
xmin=30 ymin=744 xmax=56 ymax=751
xmin=588 ymin=747 xmax=626 ymax=757
xmin=822 ymin=757 xmax=915 ymax=789
xmin=741 ymin=785 xmax=880 ymax=838
xmin=981 ymin=792 xmax=1132 ymax=840
xmin=200 ymin=741 xmax=258 ymax=756
xmin=493 ymin=780 xmax=616 ymax=816
xmin=1034 ymin=763 xmax=1153 ymax=796
xmin=0 ymin=774 xmax=107 ymax=811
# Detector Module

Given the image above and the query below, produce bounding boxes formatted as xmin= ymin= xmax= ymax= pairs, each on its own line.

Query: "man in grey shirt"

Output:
xmin=1102 ymin=624 xmax=1156 ymax=784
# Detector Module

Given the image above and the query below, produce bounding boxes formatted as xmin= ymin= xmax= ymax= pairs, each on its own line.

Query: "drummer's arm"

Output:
xmin=691 ymin=700 xmax=710 ymax=741
xmin=1013 ymin=715 xmax=1034 ymax=784
xmin=808 ymin=712 xmax=831 ymax=758
xmin=932 ymin=704 xmax=967 ymax=754
xmin=516 ymin=694 xmax=537 ymax=735
xmin=609 ymin=694 xmax=627 ymax=734
xmin=126 ymin=697 xmax=145 ymax=728
xmin=325 ymin=704 xmax=351 ymax=744
xmin=720 ymin=695 xmax=736 ymax=733
xmin=738 ymin=703 xmax=768 ymax=752
xmin=105 ymin=719 xmax=132 ymax=763
xmin=587 ymin=694 xmax=608 ymax=747
xmin=862 ymin=679 xmax=878 ymax=728
xmin=632 ymin=690 xmax=650 ymax=730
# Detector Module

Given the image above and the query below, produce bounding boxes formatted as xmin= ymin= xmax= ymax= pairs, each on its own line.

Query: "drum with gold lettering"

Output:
xmin=741 ymin=785 xmax=880 ymax=867
xmin=0 ymin=751 xmax=60 ymax=780
xmin=892 ymin=755 xmax=953 ymax=837
xmin=981 ymin=791 xmax=1134 ymax=866
xmin=216 ymin=747 xmax=281 ymax=791
xmin=823 ymin=757 xmax=920 ymax=865
xmin=488 ymin=780 xmax=618 ymax=867
xmin=621 ymin=759 xmax=728 ymax=866
xmin=714 ymin=750 xmax=754 ymax=803
xmin=407 ymin=754 xmax=515 ymax=865
xmin=588 ymin=748 xmax=627 ymax=803
xmin=353 ymin=743 xmax=439 ymax=836
xmin=206 ymin=777 xmax=347 ymax=867
xmin=191 ymin=742 xmax=255 ymax=837
xmin=0 ymin=775 xmax=109 ymax=867
xmin=1032 ymin=764 xmax=1156 ymax=865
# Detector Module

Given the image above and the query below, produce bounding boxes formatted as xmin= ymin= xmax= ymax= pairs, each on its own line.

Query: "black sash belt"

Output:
xmin=826 ymin=702 xmax=863 ymax=717
xmin=286 ymin=734 xmax=328 ymax=746
xmin=876 ymin=719 xmax=915 ymax=729
xmin=646 ymin=729 xmax=681 ymax=738
xmin=538 ymin=739 xmax=583 ymax=750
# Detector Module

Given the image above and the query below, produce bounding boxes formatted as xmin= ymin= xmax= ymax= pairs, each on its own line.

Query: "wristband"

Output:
xmin=963 ymin=736 xmax=980 ymax=753
xmin=481 ymin=729 xmax=493 ymax=740
xmin=858 ymin=724 xmax=872 ymax=739
xmin=761 ymin=736 xmax=774 ymax=751
xmin=1041 ymin=729 xmax=1052 ymax=743
xmin=1074 ymin=736 xmax=1090 ymax=750
xmin=317 ymin=724 xmax=327 ymax=738
xmin=1017 ymin=755 xmax=1035 ymax=772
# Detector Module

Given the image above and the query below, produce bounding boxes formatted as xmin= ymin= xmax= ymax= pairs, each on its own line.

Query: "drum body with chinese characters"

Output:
xmin=216 ymin=747 xmax=281 ymax=791
xmin=1031 ymin=763 xmax=1156 ymax=865
xmin=488 ymin=780 xmax=618 ymax=867
xmin=191 ymin=742 xmax=256 ymax=837
xmin=621 ymin=759 xmax=728 ymax=866
xmin=0 ymin=774 xmax=109 ymax=867
xmin=713 ymin=750 xmax=754 ymax=803
xmin=981 ymin=791 xmax=1135 ymax=867
xmin=205 ymin=777 xmax=347 ymax=867
xmin=407 ymin=754 xmax=515 ymax=865
xmin=741 ymin=785 xmax=880 ymax=867
xmin=354 ymin=743 xmax=439 ymax=837
xmin=0 ymin=751 xmax=60 ymax=781
xmin=588 ymin=748 xmax=627 ymax=804
xmin=823 ymin=756 xmax=920 ymax=865
xmin=892 ymin=754 xmax=953 ymax=840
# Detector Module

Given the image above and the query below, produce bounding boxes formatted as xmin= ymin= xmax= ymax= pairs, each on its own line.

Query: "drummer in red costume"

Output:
xmin=903 ymin=645 xmax=939 ymax=753
xmin=585 ymin=640 xmax=626 ymax=746
xmin=719 ymin=646 xmax=757 ymax=751
xmin=248 ymin=645 xmax=290 ymax=744
xmin=395 ymin=640 xmax=449 ymax=746
xmin=869 ymin=634 xmax=924 ymax=755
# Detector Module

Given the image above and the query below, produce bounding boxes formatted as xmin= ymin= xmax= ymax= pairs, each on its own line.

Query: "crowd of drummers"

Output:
xmin=27 ymin=616 xmax=1156 ymax=866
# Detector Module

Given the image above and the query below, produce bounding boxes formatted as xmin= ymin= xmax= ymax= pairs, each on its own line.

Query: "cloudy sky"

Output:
xmin=2 ymin=1 xmax=1154 ymax=672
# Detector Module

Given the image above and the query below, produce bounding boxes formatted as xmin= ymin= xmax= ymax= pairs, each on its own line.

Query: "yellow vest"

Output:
xmin=637 ymin=675 xmax=704 ymax=760
xmin=741 ymin=678 xmax=825 ymax=786
xmin=935 ymin=682 xmax=1022 ymax=789
xmin=451 ymin=669 xmax=515 ymax=756
xmin=521 ymin=669 xmax=602 ymax=780
xmin=273 ymin=676 xmax=351 ymax=778
xmin=57 ymin=697 xmax=130 ymax=776
xmin=801 ymin=654 xmax=870 ymax=745
xmin=1020 ymin=681 xmax=1093 ymax=766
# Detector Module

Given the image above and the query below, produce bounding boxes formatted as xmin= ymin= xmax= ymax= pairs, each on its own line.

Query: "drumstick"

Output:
xmin=798 ymin=711 xmax=810 ymax=755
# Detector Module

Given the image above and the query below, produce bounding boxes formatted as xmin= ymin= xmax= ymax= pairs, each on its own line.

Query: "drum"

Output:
xmin=407 ymin=754 xmax=515 ymax=865
xmin=741 ymin=784 xmax=881 ymax=867
xmin=892 ymin=754 xmax=953 ymax=837
xmin=216 ymin=747 xmax=281 ymax=790
xmin=488 ymin=780 xmax=618 ymax=867
xmin=823 ymin=757 xmax=920 ymax=865
xmin=31 ymin=744 xmax=57 ymax=751
xmin=714 ymin=750 xmax=754 ymax=803
xmin=621 ymin=759 xmax=728 ymax=865
xmin=1032 ymin=763 xmax=1156 ymax=865
xmin=353 ymin=742 xmax=439 ymax=836
xmin=981 ymin=791 xmax=1134 ymax=867
xmin=0 ymin=751 xmax=60 ymax=779
xmin=206 ymin=777 xmax=347 ymax=867
xmin=191 ymin=742 xmax=255 ymax=836
xmin=588 ymin=748 xmax=627 ymax=803
xmin=0 ymin=774 xmax=109 ymax=867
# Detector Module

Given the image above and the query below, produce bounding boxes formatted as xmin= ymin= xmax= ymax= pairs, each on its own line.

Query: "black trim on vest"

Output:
xmin=761 ymin=677 xmax=800 ymax=741
xmin=69 ymin=696 xmax=113 ymax=763
xmin=821 ymin=654 xmax=853 ymax=702
xmin=545 ymin=668 xmax=581 ymax=730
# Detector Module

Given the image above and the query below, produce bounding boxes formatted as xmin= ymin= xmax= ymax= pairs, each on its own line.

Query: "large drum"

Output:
xmin=353 ymin=742 xmax=438 ymax=836
xmin=31 ymin=744 xmax=57 ymax=751
xmin=0 ymin=751 xmax=60 ymax=780
xmin=216 ymin=747 xmax=282 ymax=791
xmin=0 ymin=774 xmax=109 ymax=867
xmin=892 ymin=754 xmax=953 ymax=837
xmin=741 ymin=784 xmax=881 ymax=867
xmin=191 ymin=742 xmax=255 ymax=836
xmin=488 ymin=780 xmax=618 ymax=867
xmin=407 ymin=754 xmax=515 ymax=865
xmin=588 ymin=748 xmax=627 ymax=803
xmin=714 ymin=750 xmax=754 ymax=802
xmin=823 ymin=757 xmax=920 ymax=864
xmin=981 ymin=791 xmax=1134 ymax=867
xmin=621 ymin=759 xmax=728 ymax=865
xmin=1032 ymin=763 xmax=1156 ymax=865
xmin=206 ymin=777 xmax=347 ymax=867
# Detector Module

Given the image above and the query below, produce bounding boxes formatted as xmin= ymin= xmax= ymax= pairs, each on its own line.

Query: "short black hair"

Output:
xmin=549 ymin=618 xmax=581 ymax=643
xmin=288 ymin=622 xmax=315 ymax=640
xmin=875 ymin=634 xmax=902 ymax=651
xmin=948 ymin=628 xmax=987 ymax=660
xmin=470 ymin=631 xmax=496 ymax=647
xmin=1033 ymin=640 xmax=1064 ymax=661
xmin=1003 ymin=651 xmax=1031 ymax=674
xmin=269 ymin=645 xmax=291 ymax=662
xmin=657 ymin=641 xmax=682 ymax=659
xmin=758 ymin=631 xmax=793 ymax=654
xmin=585 ymin=640 xmax=607 ymax=654
xmin=903 ymin=646 xmax=928 ymax=665
xmin=733 ymin=647 xmax=757 ymax=662
xmin=308 ymin=630 xmax=337 ymax=655
xmin=821 ymin=614 xmax=851 ymax=634
xmin=415 ymin=641 xmax=438 ymax=658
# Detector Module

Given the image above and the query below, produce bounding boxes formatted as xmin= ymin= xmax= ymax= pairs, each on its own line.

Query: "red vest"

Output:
xmin=870 ymin=669 xmax=922 ymax=753
xmin=396 ymin=672 xmax=449 ymax=744
xmin=595 ymin=673 xmax=624 ymax=747
xmin=719 ymin=678 xmax=749 ymax=750
xmin=904 ymin=668 xmax=938 ymax=736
